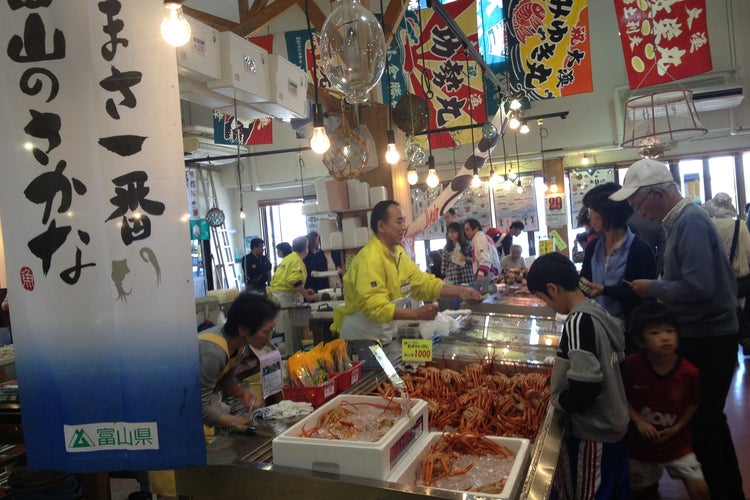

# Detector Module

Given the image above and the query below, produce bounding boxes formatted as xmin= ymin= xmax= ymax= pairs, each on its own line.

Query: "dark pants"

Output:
xmin=679 ymin=335 xmax=744 ymax=499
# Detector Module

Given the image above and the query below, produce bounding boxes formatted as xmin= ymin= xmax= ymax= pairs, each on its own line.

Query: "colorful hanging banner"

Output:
xmin=505 ymin=0 xmax=592 ymax=101
xmin=613 ymin=0 xmax=712 ymax=89
xmin=0 ymin=1 xmax=204 ymax=471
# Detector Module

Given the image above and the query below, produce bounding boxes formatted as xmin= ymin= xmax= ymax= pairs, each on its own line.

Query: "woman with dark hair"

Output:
xmin=442 ymin=221 xmax=475 ymax=286
xmin=579 ymin=182 xmax=657 ymax=343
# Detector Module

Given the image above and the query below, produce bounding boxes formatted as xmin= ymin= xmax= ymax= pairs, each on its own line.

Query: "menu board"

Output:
xmin=493 ymin=174 xmax=539 ymax=232
xmin=567 ymin=166 xmax=616 ymax=228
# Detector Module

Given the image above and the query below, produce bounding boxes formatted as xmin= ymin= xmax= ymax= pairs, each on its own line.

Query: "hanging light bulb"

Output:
xmin=161 ymin=1 xmax=191 ymax=47
xmin=509 ymin=116 xmax=520 ymax=130
xmin=550 ymin=175 xmax=559 ymax=193
xmin=471 ymin=169 xmax=482 ymax=189
xmin=516 ymin=179 xmax=524 ymax=194
xmin=542 ymin=178 xmax=549 ymax=192
xmin=310 ymin=103 xmax=330 ymax=154
xmin=488 ymin=169 xmax=500 ymax=187
xmin=507 ymin=169 xmax=517 ymax=182
xmin=425 ymin=156 xmax=440 ymax=188
xmin=385 ymin=129 xmax=400 ymax=165
xmin=240 ymin=209 xmax=246 ymax=219
xmin=581 ymin=153 xmax=590 ymax=166
xmin=519 ymin=123 xmax=530 ymax=134
xmin=407 ymin=165 xmax=418 ymax=185
xmin=509 ymin=99 xmax=522 ymax=111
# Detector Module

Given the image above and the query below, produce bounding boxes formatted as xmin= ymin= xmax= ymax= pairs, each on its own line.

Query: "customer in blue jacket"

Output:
xmin=579 ymin=182 xmax=657 ymax=350
xmin=610 ymin=158 xmax=743 ymax=499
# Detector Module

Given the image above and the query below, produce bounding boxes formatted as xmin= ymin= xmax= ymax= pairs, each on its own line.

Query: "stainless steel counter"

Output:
xmin=175 ymin=328 xmax=564 ymax=499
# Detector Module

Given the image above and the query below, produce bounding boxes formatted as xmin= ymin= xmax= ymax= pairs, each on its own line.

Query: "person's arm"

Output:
xmin=657 ymin=403 xmax=698 ymax=444
xmin=629 ymin=402 xmax=660 ymax=442
xmin=557 ymin=312 xmax=603 ymax=413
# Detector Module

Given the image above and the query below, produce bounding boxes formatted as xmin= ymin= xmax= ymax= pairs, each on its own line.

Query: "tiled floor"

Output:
xmin=109 ymin=350 xmax=750 ymax=500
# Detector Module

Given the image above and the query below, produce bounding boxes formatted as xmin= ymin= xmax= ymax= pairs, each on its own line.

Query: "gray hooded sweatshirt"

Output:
xmin=551 ymin=299 xmax=629 ymax=443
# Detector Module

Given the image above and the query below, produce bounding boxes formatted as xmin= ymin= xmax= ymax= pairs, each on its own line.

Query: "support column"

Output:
xmin=542 ymin=157 xmax=570 ymax=255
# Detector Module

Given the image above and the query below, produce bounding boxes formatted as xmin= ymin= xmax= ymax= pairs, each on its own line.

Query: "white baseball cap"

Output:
xmin=609 ymin=158 xmax=674 ymax=201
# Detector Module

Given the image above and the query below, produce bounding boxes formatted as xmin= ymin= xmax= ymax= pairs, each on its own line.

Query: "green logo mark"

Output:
xmin=69 ymin=429 xmax=95 ymax=449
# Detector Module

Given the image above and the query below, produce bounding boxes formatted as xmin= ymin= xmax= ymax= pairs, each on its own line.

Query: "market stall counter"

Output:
xmin=175 ymin=326 xmax=565 ymax=499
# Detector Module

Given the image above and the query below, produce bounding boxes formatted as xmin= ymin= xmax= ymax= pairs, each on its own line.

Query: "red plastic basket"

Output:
xmin=328 ymin=360 xmax=364 ymax=392
xmin=282 ymin=376 xmax=338 ymax=407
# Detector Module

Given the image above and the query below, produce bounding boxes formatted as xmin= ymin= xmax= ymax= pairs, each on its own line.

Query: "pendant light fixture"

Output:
xmin=380 ymin=0 xmax=400 ymax=165
xmin=407 ymin=165 xmax=418 ymax=185
xmin=161 ymin=1 xmax=191 ymax=47
xmin=513 ymin=131 xmax=522 ymax=193
xmin=425 ymin=154 xmax=440 ymax=188
xmin=306 ymin=0 xmax=330 ymax=155
xmin=581 ymin=153 xmax=589 ymax=165
xmin=464 ymin=49 xmax=481 ymax=190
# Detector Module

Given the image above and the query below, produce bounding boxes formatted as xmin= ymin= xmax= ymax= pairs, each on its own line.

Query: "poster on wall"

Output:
xmin=493 ymin=175 xmax=539 ymax=232
xmin=0 ymin=0 xmax=204 ymax=472
xmin=545 ymin=193 xmax=569 ymax=228
xmin=567 ymin=166 xmax=616 ymax=228
xmin=684 ymin=173 xmax=702 ymax=204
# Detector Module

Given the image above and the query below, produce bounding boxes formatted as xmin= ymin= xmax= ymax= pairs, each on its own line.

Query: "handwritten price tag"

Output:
xmin=401 ymin=339 xmax=433 ymax=362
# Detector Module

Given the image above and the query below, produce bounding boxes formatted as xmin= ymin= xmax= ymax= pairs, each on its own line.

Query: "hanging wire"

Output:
xmin=501 ymin=132 xmax=508 ymax=178
xmin=513 ymin=130 xmax=521 ymax=177
xmin=465 ymin=47 xmax=478 ymax=179
xmin=379 ymin=0 xmax=394 ymax=130
xmin=298 ymin=152 xmax=305 ymax=200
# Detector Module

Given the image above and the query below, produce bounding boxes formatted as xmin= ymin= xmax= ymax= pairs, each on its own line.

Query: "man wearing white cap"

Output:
xmin=609 ymin=158 xmax=744 ymax=499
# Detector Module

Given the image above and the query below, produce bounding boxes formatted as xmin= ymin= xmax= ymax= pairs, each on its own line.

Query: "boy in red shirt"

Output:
xmin=624 ymin=302 xmax=709 ymax=499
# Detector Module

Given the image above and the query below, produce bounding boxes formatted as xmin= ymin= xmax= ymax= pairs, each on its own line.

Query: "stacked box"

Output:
xmin=273 ymin=395 xmax=428 ymax=480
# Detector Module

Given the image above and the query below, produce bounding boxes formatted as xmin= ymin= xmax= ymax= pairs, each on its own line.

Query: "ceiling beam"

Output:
xmin=182 ymin=5 xmax=236 ymax=31
xmin=233 ymin=0 xmax=299 ymax=36
xmin=382 ymin=0 xmax=407 ymax=46
xmin=296 ymin=0 xmax=328 ymax=32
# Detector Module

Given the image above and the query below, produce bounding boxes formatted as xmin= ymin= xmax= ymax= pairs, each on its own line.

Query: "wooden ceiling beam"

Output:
xmin=181 ymin=5 xmax=236 ymax=31
xmin=232 ymin=0 xmax=299 ymax=37
xmin=382 ymin=0 xmax=407 ymax=46
xmin=295 ymin=0 xmax=327 ymax=32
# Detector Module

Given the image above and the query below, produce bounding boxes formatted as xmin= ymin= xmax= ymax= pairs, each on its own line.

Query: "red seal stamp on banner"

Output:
xmin=20 ymin=267 xmax=34 ymax=291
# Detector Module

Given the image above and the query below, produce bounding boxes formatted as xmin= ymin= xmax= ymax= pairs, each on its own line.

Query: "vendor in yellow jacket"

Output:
xmin=268 ymin=235 xmax=319 ymax=305
xmin=332 ymin=200 xmax=482 ymax=344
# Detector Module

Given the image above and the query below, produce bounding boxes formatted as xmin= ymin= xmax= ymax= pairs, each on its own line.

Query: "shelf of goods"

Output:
xmin=175 ymin=321 xmax=564 ymax=499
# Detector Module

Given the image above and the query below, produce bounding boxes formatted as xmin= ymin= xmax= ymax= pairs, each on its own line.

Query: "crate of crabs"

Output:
xmin=388 ymin=431 xmax=531 ymax=499
xmin=272 ymin=394 xmax=428 ymax=480
xmin=375 ymin=358 xmax=552 ymax=440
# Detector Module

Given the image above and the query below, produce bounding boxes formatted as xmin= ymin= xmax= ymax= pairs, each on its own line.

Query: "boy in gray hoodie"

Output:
xmin=527 ymin=253 xmax=630 ymax=499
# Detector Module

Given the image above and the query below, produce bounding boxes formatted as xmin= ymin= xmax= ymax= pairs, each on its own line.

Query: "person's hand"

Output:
xmin=656 ymin=425 xmax=680 ymax=444
xmin=305 ymin=289 xmax=320 ymax=302
xmin=634 ymin=419 xmax=659 ymax=442
xmin=630 ymin=279 xmax=652 ymax=298
xmin=580 ymin=278 xmax=603 ymax=298
xmin=413 ymin=302 xmax=439 ymax=320
xmin=242 ymin=390 xmax=264 ymax=412
xmin=461 ymin=287 xmax=483 ymax=303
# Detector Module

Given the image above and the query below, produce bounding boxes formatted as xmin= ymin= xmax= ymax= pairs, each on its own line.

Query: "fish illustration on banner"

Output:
xmin=406 ymin=106 xmax=507 ymax=238
xmin=505 ymin=0 xmax=593 ymax=100
xmin=613 ymin=0 xmax=711 ymax=89
xmin=213 ymin=112 xmax=273 ymax=146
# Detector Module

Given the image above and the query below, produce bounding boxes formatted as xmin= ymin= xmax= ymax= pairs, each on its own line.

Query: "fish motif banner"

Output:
xmin=505 ymin=0 xmax=593 ymax=100
xmin=386 ymin=0 xmax=490 ymax=149
xmin=213 ymin=113 xmax=273 ymax=145
xmin=613 ymin=0 xmax=712 ymax=89
xmin=0 ymin=0 xmax=204 ymax=471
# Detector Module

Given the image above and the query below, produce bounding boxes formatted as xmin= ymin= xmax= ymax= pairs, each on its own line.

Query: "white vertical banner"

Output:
xmin=0 ymin=1 xmax=205 ymax=471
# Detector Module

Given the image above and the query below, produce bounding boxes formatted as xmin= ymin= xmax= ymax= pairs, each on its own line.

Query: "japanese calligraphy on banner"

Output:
xmin=285 ymin=29 xmax=332 ymax=91
xmin=213 ymin=112 xmax=273 ymax=145
xmin=0 ymin=0 xmax=204 ymax=472
xmin=386 ymin=0 xmax=489 ymax=149
xmin=614 ymin=0 xmax=711 ymax=89
xmin=505 ymin=0 xmax=592 ymax=100
xmin=493 ymin=175 xmax=539 ymax=232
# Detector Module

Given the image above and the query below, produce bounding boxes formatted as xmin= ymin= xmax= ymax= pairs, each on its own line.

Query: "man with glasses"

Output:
xmin=609 ymin=158 xmax=744 ymax=499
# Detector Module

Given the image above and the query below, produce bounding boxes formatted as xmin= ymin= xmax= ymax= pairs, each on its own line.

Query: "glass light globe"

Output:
xmin=407 ymin=167 xmax=418 ymax=185
xmin=161 ymin=2 xmax=191 ymax=47
xmin=320 ymin=0 xmax=386 ymax=104
xmin=471 ymin=173 xmax=482 ymax=189
xmin=481 ymin=122 xmax=497 ymax=140
xmin=426 ymin=168 xmax=440 ymax=188
xmin=405 ymin=142 xmax=425 ymax=164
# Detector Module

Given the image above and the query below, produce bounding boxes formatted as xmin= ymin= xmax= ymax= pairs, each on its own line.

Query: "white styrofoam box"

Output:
xmin=273 ymin=395 xmax=428 ymax=480
xmin=369 ymin=185 xmax=388 ymax=205
xmin=347 ymin=180 xmax=370 ymax=209
xmin=387 ymin=432 xmax=531 ymax=499
xmin=178 ymin=78 xmax=234 ymax=110
xmin=176 ymin=16 xmax=222 ymax=81
xmin=325 ymin=180 xmax=349 ymax=212
xmin=301 ymin=201 xmax=320 ymax=215
xmin=330 ymin=232 xmax=344 ymax=250
xmin=353 ymin=227 xmax=370 ymax=247
xmin=341 ymin=216 xmax=363 ymax=235
xmin=250 ymin=54 xmax=308 ymax=121
xmin=318 ymin=219 xmax=338 ymax=248
xmin=314 ymin=177 xmax=330 ymax=213
xmin=207 ymin=32 xmax=270 ymax=104
xmin=215 ymin=101 xmax=269 ymax=121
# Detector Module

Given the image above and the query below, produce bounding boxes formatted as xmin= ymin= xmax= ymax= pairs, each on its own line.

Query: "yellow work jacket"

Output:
xmin=331 ymin=235 xmax=443 ymax=332
xmin=269 ymin=252 xmax=307 ymax=294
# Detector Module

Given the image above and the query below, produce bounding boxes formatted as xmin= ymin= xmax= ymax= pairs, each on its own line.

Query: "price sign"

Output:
xmin=545 ymin=193 xmax=568 ymax=228
xmin=401 ymin=339 xmax=433 ymax=362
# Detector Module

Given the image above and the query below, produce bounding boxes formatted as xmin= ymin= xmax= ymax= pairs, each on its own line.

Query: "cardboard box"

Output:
xmin=387 ymin=432 xmax=530 ymax=499
xmin=273 ymin=395 xmax=428 ymax=480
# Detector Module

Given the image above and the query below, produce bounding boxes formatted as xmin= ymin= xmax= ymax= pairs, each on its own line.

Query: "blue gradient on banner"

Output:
xmin=17 ymin=343 xmax=204 ymax=471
